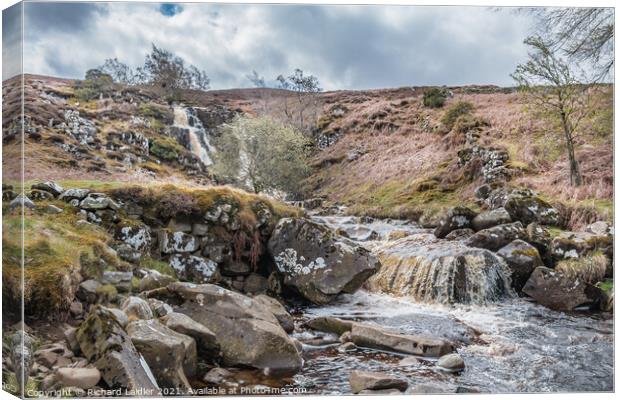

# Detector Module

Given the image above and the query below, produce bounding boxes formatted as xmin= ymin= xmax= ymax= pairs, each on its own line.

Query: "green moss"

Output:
xmin=597 ymin=279 xmax=613 ymax=294
xmin=441 ymin=101 xmax=475 ymax=130
xmin=139 ymin=256 xmax=177 ymax=278
xmin=2 ymin=209 xmax=113 ymax=316
xmin=95 ymin=284 xmax=118 ymax=303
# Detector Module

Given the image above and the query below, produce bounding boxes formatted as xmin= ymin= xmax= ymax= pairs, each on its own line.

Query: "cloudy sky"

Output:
xmin=4 ymin=2 xmax=538 ymax=89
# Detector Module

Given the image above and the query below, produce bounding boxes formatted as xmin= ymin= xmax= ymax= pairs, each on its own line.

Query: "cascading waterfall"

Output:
xmin=172 ymin=105 xmax=215 ymax=166
xmin=367 ymin=234 xmax=515 ymax=304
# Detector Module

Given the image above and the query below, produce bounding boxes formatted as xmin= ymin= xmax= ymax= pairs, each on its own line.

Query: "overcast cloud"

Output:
xmin=8 ymin=2 xmax=538 ymax=89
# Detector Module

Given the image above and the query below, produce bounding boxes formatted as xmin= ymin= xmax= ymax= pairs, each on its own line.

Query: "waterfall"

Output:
xmin=172 ymin=106 xmax=215 ymax=166
xmin=367 ymin=234 xmax=515 ymax=305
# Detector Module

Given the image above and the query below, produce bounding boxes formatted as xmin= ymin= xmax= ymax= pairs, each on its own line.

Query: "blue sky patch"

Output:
xmin=160 ymin=3 xmax=183 ymax=17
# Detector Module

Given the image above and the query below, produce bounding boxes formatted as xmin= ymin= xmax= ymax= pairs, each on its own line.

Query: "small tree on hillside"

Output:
xmin=212 ymin=115 xmax=310 ymax=194
xmin=512 ymin=36 xmax=590 ymax=186
xmin=136 ymin=44 xmax=210 ymax=99
xmin=74 ymin=69 xmax=114 ymax=101
xmin=276 ymin=69 xmax=321 ymax=133
xmin=100 ymin=58 xmax=137 ymax=84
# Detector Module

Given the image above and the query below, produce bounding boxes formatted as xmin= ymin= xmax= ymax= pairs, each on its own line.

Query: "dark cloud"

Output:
xmin=2 ymin=2 xmax=22 ymax=80
xmin=18 ymin=3 xmax=536 ymax=89
xmin=24 ymin=2 xmax=107 ymax=33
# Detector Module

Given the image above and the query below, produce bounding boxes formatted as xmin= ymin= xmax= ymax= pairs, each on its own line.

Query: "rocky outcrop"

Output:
xmin=167 ymin=282 xmax=303 ymax=375
xmin=268 ymin=218 xmax=379 ymax=304
xmin=550 ymin=231 xmax=612 ymax=261
xmin=368 ymin=234 xmax=513 ymax=304
xmin=464 ymin=222 xmax=527 ymax=251
xmin=76 ymin=307 xmax=159 ymax=392
xmin=522 ymin=267 xmax=598 ymax=311
xmin=433 ymin=206 xmax=477 ymax=239
xmin=169 ymin=254 xmax=219 ymax=283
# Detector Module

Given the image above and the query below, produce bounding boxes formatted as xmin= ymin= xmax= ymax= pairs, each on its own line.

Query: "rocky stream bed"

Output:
xmin=2 ymin=182 xmax=614 ymax=396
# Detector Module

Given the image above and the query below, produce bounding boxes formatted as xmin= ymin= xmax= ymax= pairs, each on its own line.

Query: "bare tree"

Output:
xmin=512 ymin=36 xmax=591 ymax=186
xmin=276 ymin=69 xmax=322 ymax=133
xmin=99 ymin=58 xmax=137 ymax=84
xmin=529 ymin=8 xmax=613 ymax=80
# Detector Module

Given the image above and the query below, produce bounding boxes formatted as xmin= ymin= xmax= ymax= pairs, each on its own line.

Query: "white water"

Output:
xmin=173 ymin=106 xmax=214 ymax=166
xmin=292 ymin=215 xmax=613 ymax=394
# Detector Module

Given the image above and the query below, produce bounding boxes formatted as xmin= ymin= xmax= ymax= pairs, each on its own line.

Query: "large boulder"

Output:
xmin=126 ymin=319 xmax=196 ymax=390
xmin=368 ymin=234 xmax=513 ymax=304
xmin=160 ymin=312 xmax=220 ymax=360
xmin=121 ymin=296 xmax=153 ymax=321
xmin=433 ymin=206 xmax=477 ymax=239
xmin=76 ymin=307 xmax=159 ymax=392
xmin=59 ymin=188 xmax=90 ymax=202
xmin=471 ymin=208 xmax=512 ymax=231
xmin=504 ymin=196 xmax=559 ymax=226
xmin=464 ymin=222 xmax=527 ymax=251
xmin=522 ymin=267 xmax=600 ymax=311
xmin=497 ymin=239 xmax=543 ymax=291
xmin=169 ymin=254 xmax=219 ymax=284
xmin=168 ymin=282 xmax=303 ymax=375
xmin=55 ymin=367 xmax=101 ymax=389
xmin=526 ymin=222 xmax=553 ymax=266
xmin=268 ymin=218 xmax=380 ymax=304
xmin=116 ymin=225 xmax=152 ymax=253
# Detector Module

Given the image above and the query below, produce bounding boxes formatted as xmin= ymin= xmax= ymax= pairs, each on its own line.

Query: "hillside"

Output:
xmin=2 ymin=75 xmax=613 ymax=230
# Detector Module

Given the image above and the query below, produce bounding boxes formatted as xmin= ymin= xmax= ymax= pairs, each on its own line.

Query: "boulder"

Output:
xmin=59 ymin=188 xmax=91 ymax=202
xmin=444 ymin=228 xmax=475 ymax=241
xmin=471 ymin=208 xmax=512 ymax=231
xmin=159 ymin=231 xmax=199 ymax=254
xmin=160 ymin=312 xmax=220 ymax=360
xmin=121 ymin=296 xmax=153 ymax=321
xmin=80 ymin=193 xmax=120 ymax=211
xmin=433 ymin=207 xmax=477 ymax=239
xmin=526 ymin=222 xmax=553 ymax=265
xmin=29 ymin=189 xmax=54 ymax=201
xmin=46 ymin=204 xmax=64 ymax=214
xmin=305 ymin=317 xmax=353 ymax=336
xmin=116 ymin=225 xmax=152 ymax=253
xmin=497 ymin=239 xmax=543 ymax=291
xmin=76 ymin=280 xmax=101 ymax=304
xmin=368 ymin=234 xmax=513 ymax=304
xmin=101 ymin=307 xmax=129 ymax=328
xmin=349 ymin=323 xmax=453 ymax=358
xmin=436 ymin=353 xmax=465 ymax=372
xmin=522 ymin=267 xmax=599 ymax=311
xmin=76 ymin=307 xmax=159 ymax=392
xmin=504 ymin=196 xmax=559 ymax=226
xmin=9 ymin=194 xmax=35 ymax=210
xmin=147 ymin=298 xmax=173 ymax=317
xmin=485 ymin=187 xmax=536 ymax=210
xmin=464 ymin=222 xmax=527 ymax=251
xmin=169 ymin=254 xmax=219 ymax=284
xmin=252 ymin=294 xmax=295 ymax=333
xmin=32 ymin=181 xmax=64 ymax=197
xmin=168 ymin=282 xmax=303 ymax=375
xmin=349 ymin=370 xmax=408 ymax=394
xmin=55 ymin=367 xmax=100 ymax=389
xmin=268 ymin=218 xmax=380 ymax=304
xmin=586 ymin=221 xmax=613 ymax=236
xmin=101 ymin=271 xmax=133 ymax=292
xmin=127 ymin=319 xmax=196 ymax=389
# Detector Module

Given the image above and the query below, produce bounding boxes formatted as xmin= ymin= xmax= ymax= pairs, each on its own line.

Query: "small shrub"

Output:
xmin=453 ymin=114 xmax=490 ymax=133
xmin=423 ymin=88 xmax=448 ymax=108
xmin=150 ymin=136 xmax=184 ymax=161
xmin=441 ymin=101 xmax=475 ymax=130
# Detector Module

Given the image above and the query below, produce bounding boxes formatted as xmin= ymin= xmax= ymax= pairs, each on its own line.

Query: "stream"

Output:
xmin=286 ymin=215 xmax=614 ymax=394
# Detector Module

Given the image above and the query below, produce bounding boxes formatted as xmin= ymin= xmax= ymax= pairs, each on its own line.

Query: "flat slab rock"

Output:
xmin=349 ymin=370 xmax=408 ymax=394
xmin=305 ymin=317 xmax=453 ymax=357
